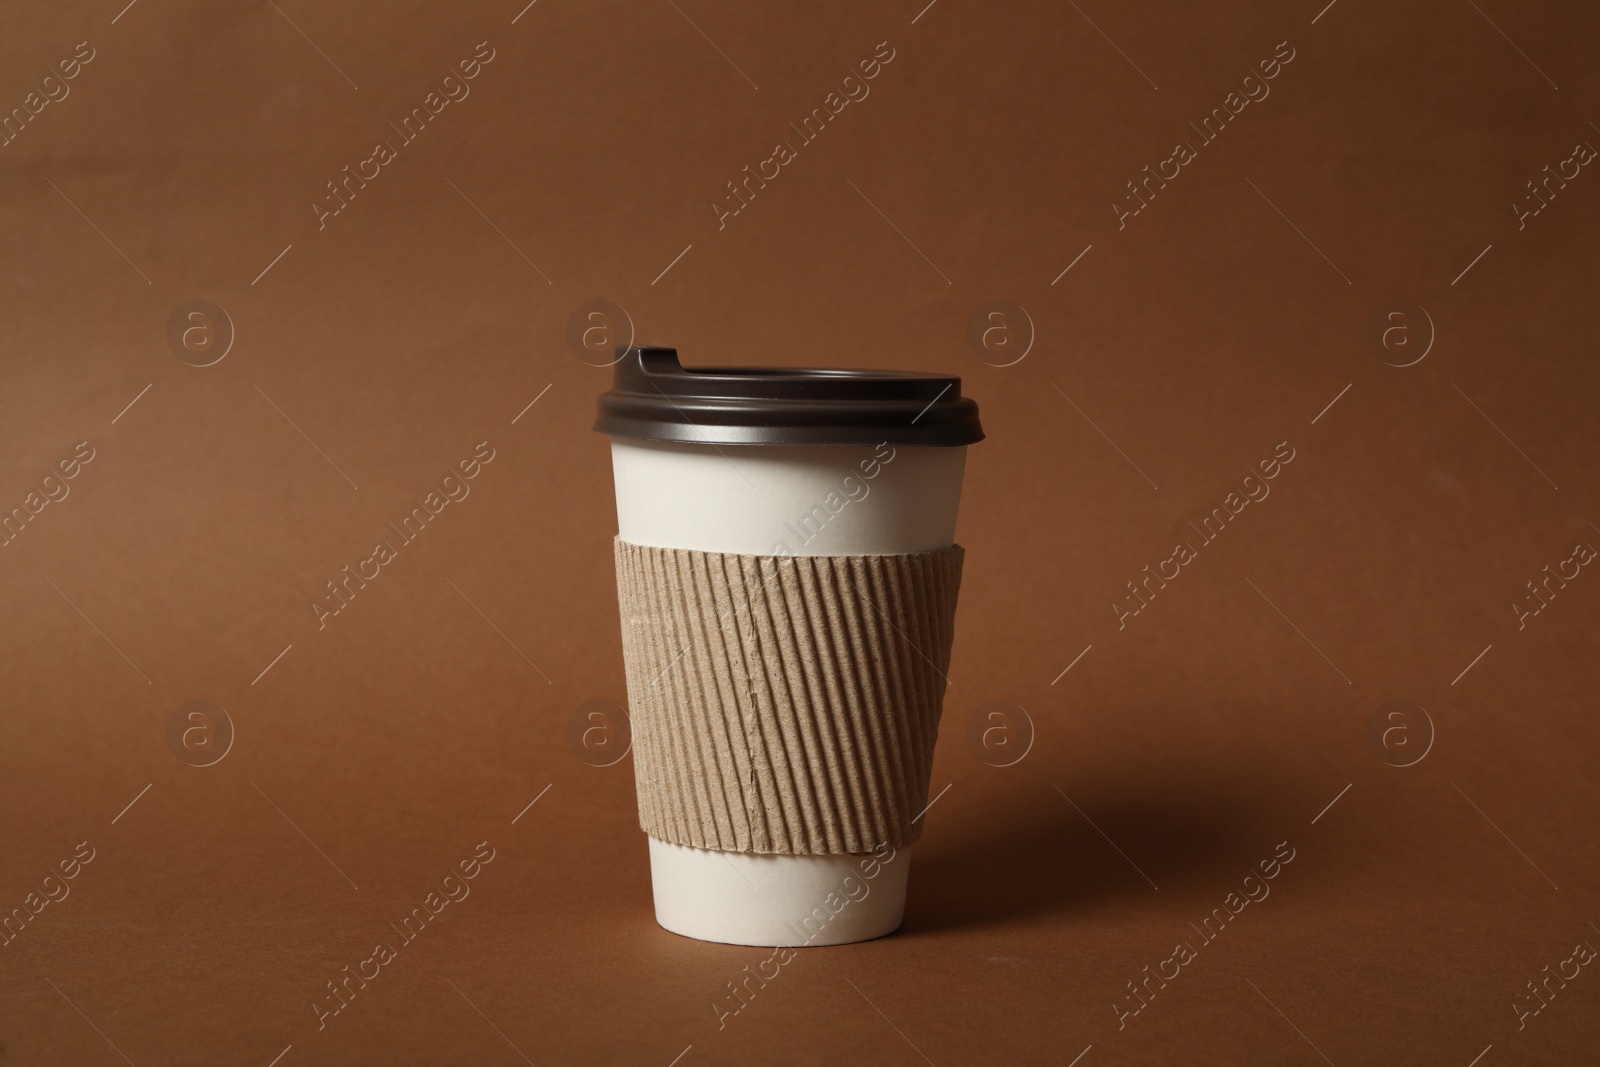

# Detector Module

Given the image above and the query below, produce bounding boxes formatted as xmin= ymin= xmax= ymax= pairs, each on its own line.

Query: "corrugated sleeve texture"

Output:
xmin=614 ymin=539 xmax=964 ymax=855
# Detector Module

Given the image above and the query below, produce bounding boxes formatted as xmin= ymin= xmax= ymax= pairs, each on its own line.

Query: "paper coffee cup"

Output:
xmin=595 ymin=346 xmax=982 ymax=946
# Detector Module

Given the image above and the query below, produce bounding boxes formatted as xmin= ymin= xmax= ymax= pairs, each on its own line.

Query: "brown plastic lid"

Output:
xmin=593 ymin=346 xmax=983 ymax=447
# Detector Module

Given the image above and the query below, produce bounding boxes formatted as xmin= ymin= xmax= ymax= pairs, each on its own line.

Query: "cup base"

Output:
xmin=647 ymin=837 xmax=909 ymax=947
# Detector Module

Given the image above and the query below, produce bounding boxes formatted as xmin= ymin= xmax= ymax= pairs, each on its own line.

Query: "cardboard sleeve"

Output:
xmin=613 ymin=539 xmax=965 ymax=855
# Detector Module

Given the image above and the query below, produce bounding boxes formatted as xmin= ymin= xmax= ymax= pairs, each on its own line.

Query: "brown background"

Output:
xmin=3 ymin=0 xmax=1597 ymax=1063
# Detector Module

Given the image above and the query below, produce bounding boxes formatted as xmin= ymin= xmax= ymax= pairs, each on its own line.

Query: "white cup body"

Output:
xmin=610 ymin=438 xmax=966 ymax=946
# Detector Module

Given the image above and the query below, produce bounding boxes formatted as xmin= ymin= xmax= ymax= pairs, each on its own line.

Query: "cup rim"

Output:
xmin=593 ymin=346 xmax=984 ymax=448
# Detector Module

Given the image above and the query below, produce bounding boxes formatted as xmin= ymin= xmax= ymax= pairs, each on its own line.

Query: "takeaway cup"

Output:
xmin=595 ymin=345 xmax=982 ymax=946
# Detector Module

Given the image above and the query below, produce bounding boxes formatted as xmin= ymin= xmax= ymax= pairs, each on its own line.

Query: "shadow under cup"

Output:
xmin=595 ymin=346 xmax=983 ymax=947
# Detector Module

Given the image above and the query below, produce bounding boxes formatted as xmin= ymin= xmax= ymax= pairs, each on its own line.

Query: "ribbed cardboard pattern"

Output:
xmin=614 ymin=539 xmax=965 ymax=855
